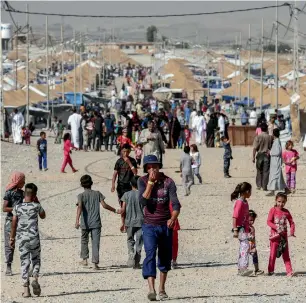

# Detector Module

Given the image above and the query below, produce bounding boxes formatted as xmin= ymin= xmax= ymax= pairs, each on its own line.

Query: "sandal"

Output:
xmin=31 ymin=280 xmax=41 ymax=296
xmin=147 ymin=291 xmax=157 ymax=301
xmin=255 ymin=269 xmax=264 ymax=276
xmin=22 ymin=284 xmax=31 ymax=298
xmin=287 ymin=272 xmax=297 ymax=277
xmin=159 ymin=291 xmax=169 ymax=300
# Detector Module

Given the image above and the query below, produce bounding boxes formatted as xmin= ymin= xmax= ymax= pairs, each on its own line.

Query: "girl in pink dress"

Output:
xmin=61 ymin=133 xmax=78 ymax=173
xmin=282 ymin=140 xmax=299 ymax=193
xmin=267 ymin=192 xmax=296 ymax=276
xmin=231 ymin=182 xmax=252 ymax=276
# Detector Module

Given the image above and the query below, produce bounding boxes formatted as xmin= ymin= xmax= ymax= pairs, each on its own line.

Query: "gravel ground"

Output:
xmin=1 ymin=135 xmax=306 ymax=303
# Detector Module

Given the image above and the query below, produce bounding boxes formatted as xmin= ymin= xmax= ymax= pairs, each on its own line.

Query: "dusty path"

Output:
xmin=1 ymin=139 xmax=306 ymax=303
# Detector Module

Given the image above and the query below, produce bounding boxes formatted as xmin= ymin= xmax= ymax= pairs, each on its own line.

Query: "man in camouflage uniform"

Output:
xmin=10 ymin=183 xmax=46 ymax=297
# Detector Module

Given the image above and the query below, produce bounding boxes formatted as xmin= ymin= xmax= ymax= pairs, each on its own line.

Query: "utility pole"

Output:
xmin=45 ymin=16 xmax=50 ymax=128
xmin=102 ymin=32 xmax=106 ymax=89
xmin=206 ymin=37 xmax=210 ymax=98
xmin=73 ymin=30 xmax=76 ymax=106
xmin=260 ymin=18 xmax=264 ymax=111
xmin=87 ymin=28 xmax=91 ymax=92
xmin=79 ymin=32 xmax=82 ymax=94
xmin=239 ymin=32 xmax=242 ymax=101
xmin=26 ymin=4 xmax=30 ymax=125
xmin=293 ymin=1 xmax=300 ymax=122
xmin=275 ymin=0 xmax=279 ymax=109
xmin=247 ymin=24 xmax=251 ymax=108
xmin=15 ymin=22 xmax=18 ymax=90
xmin=234 ymin=35 xmax=238 ymax=102
xmin=61 ymin=20 xmax=65 ymax=103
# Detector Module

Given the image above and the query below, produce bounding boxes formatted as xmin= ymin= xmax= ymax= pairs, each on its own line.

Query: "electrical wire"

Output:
xmin=277 ymin=21 xmax=306 ymax=38
xmin=4 ymin=2 xmax=291 ymax=18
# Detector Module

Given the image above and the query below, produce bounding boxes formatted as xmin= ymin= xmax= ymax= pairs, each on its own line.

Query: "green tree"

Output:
xmin=146 ymin=25 xmax=158 ymax=42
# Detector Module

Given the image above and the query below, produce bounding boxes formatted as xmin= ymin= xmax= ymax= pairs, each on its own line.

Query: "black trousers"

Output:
xmin=224 ymin=158 xmax=230 ymax=176
xmin=256 ymin=153 xmax=270 ymax=190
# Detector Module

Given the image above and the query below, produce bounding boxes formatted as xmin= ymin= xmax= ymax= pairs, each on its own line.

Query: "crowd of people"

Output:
xmin=3 ymin=81 xmax=306 ymax=301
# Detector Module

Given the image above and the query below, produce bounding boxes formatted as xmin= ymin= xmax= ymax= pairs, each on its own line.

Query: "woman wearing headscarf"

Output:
xmin=266 ymin=128 xmax=287 ymax=196
xmin=2 ymin=172 xmax=26 ymax=276
xmin=206 ymin=113 xmax=218 ymax=147
xmin=170 ymin=117 xmax=181 ymax=149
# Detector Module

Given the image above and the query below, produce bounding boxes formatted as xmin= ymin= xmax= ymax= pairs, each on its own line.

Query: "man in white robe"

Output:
xmin=192 ymin=111 xmax=205 ymax=145
xmin=11 ymin=109 xmax=25 ymax=144
xmin=67 ymin=109 xmax=82 ymax=149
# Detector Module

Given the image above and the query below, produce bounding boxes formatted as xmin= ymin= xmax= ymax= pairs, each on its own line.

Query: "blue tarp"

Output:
xmin=234 ymin=98 xmax=255 ymax=107
xmin=64 ymin=92 xmax=83 ymax=105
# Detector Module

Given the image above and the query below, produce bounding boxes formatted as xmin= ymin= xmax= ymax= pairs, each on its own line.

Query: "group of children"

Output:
xmin=35 ymin=130 xmax=78 ymax=173
xmin=232 ymin=182 xmax=296 ymax=277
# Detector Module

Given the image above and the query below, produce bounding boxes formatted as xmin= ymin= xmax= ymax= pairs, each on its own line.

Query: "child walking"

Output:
xmin=120 ymin=176 xmax=144 ymax=269
xmin=221 ymin=136 xmax=233 ymax=178
xmin=231 ymin=182 xmax=253 ymax=276
xmin=75 ymin=175 xmax=120 ymax=269
xmin=248 ymin=210 xmax=264 ymax=275
xmin=37 ymin=132 xmax=48 ymax=171
xmin=282 ymin=140 xmax=299 ymax=193
xmin=61 ymin=133 xmax=78 ymax=173
xmin=180 ymin=146 xmax=193 ymax=196
xmin=10 ymin=183 xmax=46 ymax=297
xmin=111 ymin=143 xmax=137 ymax=232
xmin=267 ymin=192 xmax=296 ymax=277
xmin=135 ymin=143 xmax=143 ymax=168
xmin=3 ymin=172 xmax=26 ymax=276
xmin=190 ymin=144 xmax=202 ymax=184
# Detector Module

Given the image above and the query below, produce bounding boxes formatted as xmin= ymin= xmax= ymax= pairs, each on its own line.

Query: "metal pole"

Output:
xmin=248 ymin=24 xmax=251 ymax=108
xmin=0 ymin=17 xmax=4 ymax=138
xmin=73 ymin=30 xmax=76 ymax=106
xmin=46 ymin=16 xmax=50 ymax=127
xmin=26 ymin=4 xmax=30 ymax=125
xmin=260 ymin=18 xmax=264 ymax=111
xmin=87 ymin=28 xmax=91 ymax=92
xmin=234 ymin=35 xmax=238 ymax=101
xmin=102 ymin=32 xmax=105 ymax=89
xmin=207 ymin=37 xmax=210 ymax=97
xmin=15 ymin=22 xmax=18 ymax=90
xmin=239 ymin=32 xmax=242 ymax=101
xmin=79 ymin=32 xmax=82 ymax=94
xmin=294 ymin=1 xmax=300 ymax=123
xmin=61 ymin=20 xmax=65 ymax=103
xmin=275 ymin=0 xmax=279 ymax=109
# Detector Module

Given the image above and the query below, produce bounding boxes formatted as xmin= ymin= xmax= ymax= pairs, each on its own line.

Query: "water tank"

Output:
xmin=1 ymin=23 xmax=12 ymax=39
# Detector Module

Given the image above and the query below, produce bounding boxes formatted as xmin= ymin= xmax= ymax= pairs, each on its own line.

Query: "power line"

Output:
xmin=277 ymin=20 xmax=306 ymax=38
xmin=4 ymin=2 xmax=291 ymax=18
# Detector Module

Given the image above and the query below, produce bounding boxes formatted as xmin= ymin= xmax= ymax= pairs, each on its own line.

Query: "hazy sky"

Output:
xmin=2 ymin=1 xmax=306 ymax=44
